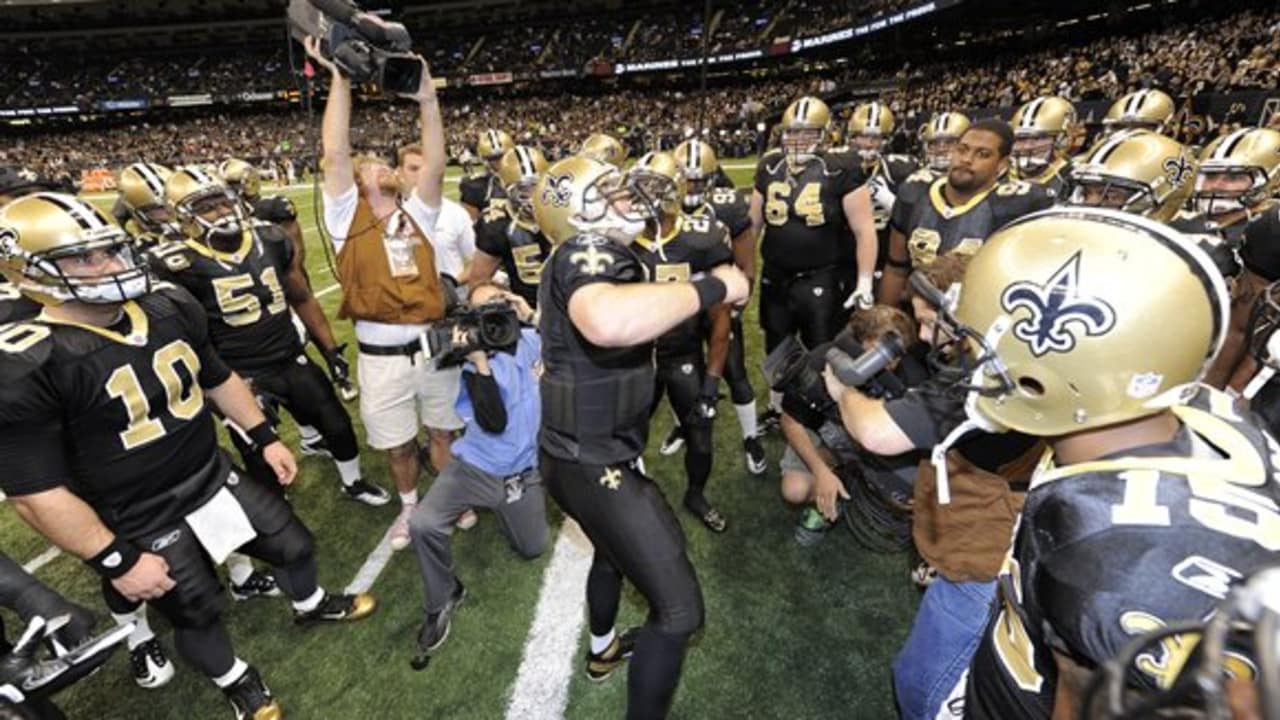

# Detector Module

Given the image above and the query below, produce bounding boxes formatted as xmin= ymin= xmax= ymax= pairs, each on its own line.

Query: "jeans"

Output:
xmin=892 ymin=577 xmax=997 ymax=720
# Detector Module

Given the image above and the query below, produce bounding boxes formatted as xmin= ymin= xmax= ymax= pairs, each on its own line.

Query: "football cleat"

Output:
xmin=130 ymin=638 xmax=175 ymax=689
xmin=411 ymin=580 xmax=467 ymax=670
xmin=294 ymin=592 xmax=377 ymax=627
xmin=684 ymin=494 xmax=727 ymax=534
xmin=743 ymin=436 xmax=767 ymax=475
xmin=298 ymin=436 xmax=332 ymax=458
xmin=342 ymin=479 xmax=391 ymax=507
xmin=585 ymin=628 xmax=638 ymax=682
xmin=658 ymin=425 xmax=684 ymax=456
xmin=757 ymin=408 xmax=782 ymax=434
xmin=223 ymin=666 xmax=281 ymax=720
xmin=230 ymin=571 xmax=283 ymax=601
xmin=911 ymin=561 xmax=939 ymax=590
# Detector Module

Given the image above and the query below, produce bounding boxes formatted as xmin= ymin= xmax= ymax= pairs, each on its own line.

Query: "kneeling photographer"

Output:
xmin=406 ymin=282 xmax=548 ymax=670
xmin=822 ymin=256 xmax=1041 ymax=720
xmin=770 ymin=306 xmax=926 ymax=547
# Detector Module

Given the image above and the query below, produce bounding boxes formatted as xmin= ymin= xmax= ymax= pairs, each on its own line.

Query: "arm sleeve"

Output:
xmin=322 ymin=185 xmax=359 ymax=250
xmin=753 ymin=158 xmax=770 ymax=194
xmin=404 ymin=188 xmax=443 ymax=237
xmin=462 ymin=369 xmax=508 ymax=433
xmin=889 ymin=183 xmax=918 ymax=234
xmin=837 ymin=156 xmax=868 ymax=197
xmin=0 ymin=375 xmax=70 ymax=497
xmin=882 ymin=371 xmax=968 ymax=448
xmin=459 ymin=178 xmax=485 ymax=209
xmin=474 ymin=221 xmax=505 ymax=257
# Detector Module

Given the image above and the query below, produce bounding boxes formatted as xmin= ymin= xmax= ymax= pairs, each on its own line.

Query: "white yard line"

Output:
xmin=505 ymin=519 xmax=594 ymax=720
xmin=22 ymin=546 xmax=62 ymax=575
xmin=343 ymin=518 xmax=400 ymax=595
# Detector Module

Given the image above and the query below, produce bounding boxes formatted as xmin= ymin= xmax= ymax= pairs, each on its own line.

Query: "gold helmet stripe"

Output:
xmin=1089 ymin=128 xmax=1142 ymax=164
xmin=797 ymin=98 xmax=810 ymax=122
xmin=1021 ymin=98 xmax=1045 ymax=129
xmin=34 ymin=192 xmax=109 ymax=231
xmin=686 ymin=140 xmax=699 ymax=170
xmin=488 ymin=130 xmax=501 ymax=151
xmin=516 ymin=146 xmax=536 ymax=177
xmin=134 ymin=163 xmax=166 ymax=198
xmin=868 ymin=103 xmax=880 ymax=130
xmin=186 ymin=167 xmax=216 ymax=186
xmin=1211 ymin=128 xmax=1252 ymax=161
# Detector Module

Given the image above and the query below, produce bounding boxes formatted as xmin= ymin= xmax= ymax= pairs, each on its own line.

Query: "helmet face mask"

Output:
xmin=508 ymin=178 xmax=539 ymax=225
xmin=926 ymin=138 xmax=958 ymax=172
xmin=1012 ymin=134 xmax=1058 ymax=175
xmin=1068 ymin=175 xmax=1156 ymax=215
xmin=573 ymin=170 xmax=650 ymax=243
xmin=673 ymin=139 xmax=718 ymax=208
xmin=782 ymin=128 xmax=824 ymax=171
xmin=851 ymin=134 xmax=888 ymax=164
xmin=179 ymin=186 xmax=246 ymax=249
xmin=1193 ymin=168 xmax=1263 ymax=219
xmin=683 ymin=173 xmax=709 ymax=208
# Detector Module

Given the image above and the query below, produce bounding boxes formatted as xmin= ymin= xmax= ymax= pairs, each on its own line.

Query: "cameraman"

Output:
xmin=823 ymin=256 xmax=1039 ymax=720
xmin=406 ymin=282 xmax=547 ymax=669
xmin=307 ymin=35 xmax=458 ymax=551
xmin=777 ymin=306 xmax=924 ymax=545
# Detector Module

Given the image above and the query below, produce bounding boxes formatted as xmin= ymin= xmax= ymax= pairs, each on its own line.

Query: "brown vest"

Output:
xmin=911 ymin=443 xmax=1042 ymax=583
xmin=336 ymin=194 xmax=445 ymax=324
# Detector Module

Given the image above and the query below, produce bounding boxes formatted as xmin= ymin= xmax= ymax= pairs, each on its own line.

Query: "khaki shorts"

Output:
xmin=357 ymin=351 xmax=464 ymax=450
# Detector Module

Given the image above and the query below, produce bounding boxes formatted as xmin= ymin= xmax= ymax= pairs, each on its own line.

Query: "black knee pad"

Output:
xmin=283 ymin=361 xmax=360 ymax=461
xmin=249 ymin=514 xmax=315 ymax=569
xmin=653 ymin=585 xmax=705 ymax=637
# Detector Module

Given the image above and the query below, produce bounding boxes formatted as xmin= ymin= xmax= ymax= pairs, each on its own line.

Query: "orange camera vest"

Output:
xmin=335 ymin=193 xmax=446 ymax=324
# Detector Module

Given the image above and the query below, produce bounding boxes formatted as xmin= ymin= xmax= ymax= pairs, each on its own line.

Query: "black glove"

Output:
xmin=684 ymin=375 xmax=722 ymax=428
xmin=323 ymin=344 xmax=359 ymax=401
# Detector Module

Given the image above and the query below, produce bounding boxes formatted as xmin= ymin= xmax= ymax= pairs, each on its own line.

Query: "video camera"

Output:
xmin=763 ymin=329 xmax=907 ymax=433
xmin=287 ymin=0 xmax=423 ymax=96
xmin=420 ymin=301 xmax=523 ymax=369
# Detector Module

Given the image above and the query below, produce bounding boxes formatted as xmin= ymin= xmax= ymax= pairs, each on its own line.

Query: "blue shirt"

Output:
xmin=452 ymin=328 xmax=541 ymax=477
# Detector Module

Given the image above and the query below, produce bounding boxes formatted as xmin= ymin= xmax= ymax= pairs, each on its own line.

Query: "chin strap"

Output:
xmin=930 ymin=417 xmax=983 ymax=505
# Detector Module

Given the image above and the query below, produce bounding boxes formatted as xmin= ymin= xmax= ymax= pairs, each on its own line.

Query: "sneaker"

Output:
xmin=684 ymin=494 xmax=727 ymax=534
xmin=757 ymin=408 xmax=782 ymax=434
xmin=130 ymin=638 xmax=174 ymax=689
xmin=343 ymin=479 xmax=391 ymax=506
xmin=222 ymin=665 xmax=281 ymax=720
xmin=294 ymin=592 xmax=378 ymax=626
xmin=658 ymin=425 xmax=684 ymax=456
xmin=793 ymin=507 xmax=832 ymax=547
xmin=455 ymin=509 xmax=478 ymax=531
xmin=585 ymin=628 xmax=638 ymax=682
xmin=743 ymin=436 xmax=767 ymax=475
xmin=410 ymin=580 xmax=467 ymax=670
xmin=390 ymin=503 xmax=415 ymax=551
xmin=230 ymin=571 xmax=283 ymax=601
xmin=298 ymin=436 xmax=332 ymax=458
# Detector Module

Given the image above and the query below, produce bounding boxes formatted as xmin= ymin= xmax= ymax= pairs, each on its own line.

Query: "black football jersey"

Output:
xmin=702 ymin=187 xmax=752 ymax=239
xmin=0 ymin=285 xmax=233 ymax=537
xmin=474 ymin=216 xmax=551 ymax=308
xmin=1171 ymin=212 xmax=1247 ymax=280
xmin=890 ymin=177 xmax=1055 ymax=269
xmin=633 ymin=214 xmax=735 ymax=360
xmin=0 ymin=282 xmax=40 ymax=325
xmin=1015 ymin=158 xmax=1070 ymax=198
xmin=149 ymin=221 xmax=300 ymax=376
xmin=866 ymin=155 xmax=920 ymax=270
xmin=754 ymin=149 xmax=867 ymax=275
xmin=966 ymin=385 xmax=1280 ymax=719
xmin=251 ymin=195 xmax=298 ymax=226
xmin=538 ymin=234 xmax=654 ymax=465
xmin=459 ymin=172 xmax=508 ymax=222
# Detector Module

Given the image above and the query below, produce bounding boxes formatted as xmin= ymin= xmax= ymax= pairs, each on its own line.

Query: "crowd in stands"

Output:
xmin=3 ymin=3 xmax=1276 ymax=178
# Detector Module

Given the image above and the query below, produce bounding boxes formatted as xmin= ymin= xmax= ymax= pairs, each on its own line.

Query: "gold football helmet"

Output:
xmin=533 ymin=155 xmax=644 ymax=245
xmin=164 ymin=167 xmax=244 ymax=244
xmin=477 ymin=129 xmax=515 ymax=163
xmin=1104 ymin=89 xmax=1175 ymax=133
xmin=0 ymin=192 xmax=151 ymax=305
xmin=846 ymin=101 xmax=895 ymax=164
xmin=920 ymin=112 xmax=971 ymax=172
xmin=948 ymin=206 xmax=1228 ymax=437
xmin=626 ymin=151 xmax=685 ymax=220
xmin=580 ymin=133 xmax=629 ymax=169
xmin=495 ymin=145 xmax=549 ymax=227
xmin=1010 ymin=96 xmax=1076 ymax=176
xmin=117 ymin=162 xmax=177 ymax=234
xmin=779 ymin=96 xmax=831 ymax=171
xmin=218 ymin=158 xmax=261 ymax=200
xmin=674 ymin=139 xmax=718 ymax=207
xmin=1191 ymin=127 xmax=1280 ymax=219
xmin=1066 ymin=130 xmax=1196 ymax=222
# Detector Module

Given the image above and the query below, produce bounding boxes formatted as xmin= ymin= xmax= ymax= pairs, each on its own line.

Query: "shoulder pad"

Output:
xmin=256 ymin=195 xmax=297 ymax=223
xmin=904 ymin=168 xmax=936 ymax=185
xmin=0 ymin=320 xmax=54 ymax=376
xmin=761 ymin=148 xmax=783 ymax=161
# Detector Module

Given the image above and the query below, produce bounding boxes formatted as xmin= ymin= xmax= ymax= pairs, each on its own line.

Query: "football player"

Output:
xmin=667 ymin=138 xmax=767 ymax=474
xmin=580 ymin=132 xmax=630 ymax=170
xmin=880 ymin=119 xmax=1055 ymax=306
xmin=150 ymin=168 xmax=389 ymax=507
xmin=1009 ymin=96 xmax=1076 ymax=195
xmin=459 ymin=129 xmax=514 ymax=224
xmin=628 ymin=152 xmax=735 ymax=532
xmin=750 ymin=96 xmax=878 ymax=425
xmin=1065 ymin=129 xmax=1195 ymax=222
xmin=936 ymin=207 xmax=1279 ymax=719
xmin=533 ymin=155 xmax=747 ymax=718
xmin=1176 ymin=128 xmax=1280 ymax=389
xmin=113 ymin=163 xmax=184 ymax=244
xmin=0 ymin=193 xmax=375 ymax=720
xmin=1102 ymin=88 xmax=1176 ymax=135
xmin=470 ymin=145 xmax=552 ymax=308
xmin=0 ymin=165 xmax=55 ymax=325
xmin=845 ymin=102 xmax=920 ymax=279
xmin=918 ymin=111 xmax=971 ymax=176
